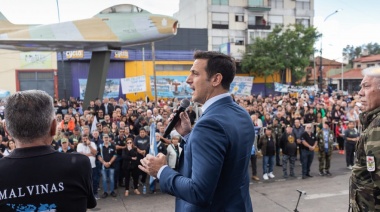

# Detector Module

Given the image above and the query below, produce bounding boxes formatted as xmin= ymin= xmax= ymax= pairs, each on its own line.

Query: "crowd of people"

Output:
xmin=0 ymin=89 xmax=361 ymax=198
xmin=248 ymin=90 xmax=361 ymax=181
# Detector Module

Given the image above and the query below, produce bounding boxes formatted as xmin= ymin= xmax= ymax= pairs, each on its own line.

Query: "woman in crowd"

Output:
xmin=166 ymin=136 xmax=182 ymax=171
xmin=111 ymin=122 xmax=119 ymax=137
xmin=3 ymin=140 xmax=15 ymax=157
xmin=335 ymin=120 xmax=347 ymax=154
xmin=263 ymin=113 xmax=272 ymax=127
xmin=122 ymin=137 xmax=140 ymax=197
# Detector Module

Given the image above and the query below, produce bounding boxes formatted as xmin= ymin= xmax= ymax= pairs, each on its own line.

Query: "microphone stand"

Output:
xmin=294 ymin=190 xmax=305 ymax=212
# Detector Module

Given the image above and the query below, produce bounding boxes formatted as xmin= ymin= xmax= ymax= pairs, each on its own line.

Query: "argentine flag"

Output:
xmin=149 ymin=122 xmax=158 ymax=186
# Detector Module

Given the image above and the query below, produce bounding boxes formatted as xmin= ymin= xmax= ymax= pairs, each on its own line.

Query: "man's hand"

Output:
xmin=172 ymin=111 xmax=192 ymax=136
xmin=139 ymin=153 xmax=167 ymax=178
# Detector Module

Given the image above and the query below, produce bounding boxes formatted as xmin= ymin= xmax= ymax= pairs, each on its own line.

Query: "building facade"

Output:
xmin=0 ymin=50 xmax=58 ymax=98
xmin=174 ymin=0 xmax=314 ymax=61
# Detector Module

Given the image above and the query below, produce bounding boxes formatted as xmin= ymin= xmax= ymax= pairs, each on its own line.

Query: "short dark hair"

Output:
xmin=193 ymin=51 xmax=236 ymax=90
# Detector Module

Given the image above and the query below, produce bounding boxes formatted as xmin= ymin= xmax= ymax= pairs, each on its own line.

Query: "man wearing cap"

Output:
xmin=70 ymin=126 xmax=82 ymax=150
xmin=258 ymin=127 xmax=276 ymax=180
xmin=316 ymin=121 xmax=334 ymax=176
xmin=350 ymin=66 xmax=380 ymax=211
xmin=280 ymin=125 xmax=297 ymax=178
xmin=97 ymin=134 xmax=117 ymax=198
xmin=58 ymin=138 xmax=74 ymax=153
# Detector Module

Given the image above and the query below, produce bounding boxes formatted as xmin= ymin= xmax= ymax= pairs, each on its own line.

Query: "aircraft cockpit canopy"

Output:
xmin=99 ymin=4 xmax=149 ymax=14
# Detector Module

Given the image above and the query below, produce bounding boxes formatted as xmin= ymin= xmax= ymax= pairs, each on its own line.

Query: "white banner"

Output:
xmin=274 ymin=82 xmax=290 ymax=93
xmin=229 ymin=76 xmax=254 ymax=95
xmin=121 ymin=76 xmax=146 ymax=94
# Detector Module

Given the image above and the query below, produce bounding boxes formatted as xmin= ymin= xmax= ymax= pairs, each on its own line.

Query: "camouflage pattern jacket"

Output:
xmin=316 ymin=128 xmax=334 ymax=155
xmin=350 ymin=107 xmax=380 ymax=212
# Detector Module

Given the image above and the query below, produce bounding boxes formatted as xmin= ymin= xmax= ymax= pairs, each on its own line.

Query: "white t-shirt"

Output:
xmin=2 ymin=148 xmax=12 ymax=157
xmin=76 ymin=142 xmax=97 ymax=168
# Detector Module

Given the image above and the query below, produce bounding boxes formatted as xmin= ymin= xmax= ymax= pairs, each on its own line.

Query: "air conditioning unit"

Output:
xmin=229 ymin=37 xmax=235 ymax=43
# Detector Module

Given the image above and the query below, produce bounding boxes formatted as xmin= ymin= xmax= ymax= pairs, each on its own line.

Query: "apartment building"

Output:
xmin=174 ymin=0 xmax=314 ymax=61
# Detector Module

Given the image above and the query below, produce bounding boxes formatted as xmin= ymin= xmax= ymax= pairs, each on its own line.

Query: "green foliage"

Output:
xmin=242 ymin=24 xmax=320 ymax=83
xmin=343 ymin=42 xmax=380 ymax=66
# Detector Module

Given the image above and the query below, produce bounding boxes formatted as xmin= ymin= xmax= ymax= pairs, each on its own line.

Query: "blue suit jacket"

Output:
xmin=160 ymin=96 xmax=255 ymax=211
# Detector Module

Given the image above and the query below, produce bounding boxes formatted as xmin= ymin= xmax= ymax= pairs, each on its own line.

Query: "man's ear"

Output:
xmin=50 ymin=119 xmax=57 ymax=136
xmin=211 ymin=73 xmax=223 ymax=87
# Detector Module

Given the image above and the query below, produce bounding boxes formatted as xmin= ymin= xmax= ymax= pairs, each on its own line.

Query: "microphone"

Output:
xmin=296 ymin=189 xmax=306 ymax=195
xmin=163 ymin=99 xmax=190 ymax=138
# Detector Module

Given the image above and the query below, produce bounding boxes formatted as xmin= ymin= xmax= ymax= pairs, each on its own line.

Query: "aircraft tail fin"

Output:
xmin=0 ymin=11 xmax=30 ymax=34
xmin=0 ymin=11 xmax=13 ymax=23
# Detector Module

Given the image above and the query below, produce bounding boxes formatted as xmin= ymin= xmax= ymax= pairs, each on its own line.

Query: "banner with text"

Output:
xmin=150 ymin=76 xmax=192 ymax=98
xmin=121 ymin=76 xmax=146 ymax=94
xmin=274 ymin=82 xmax=318 ymax=93
xmin=274 ymin=82 xmax=290 ymax=93
xmin=79 ymin=79 xmax=120 ymax=99
xmin=229 ymin=76 xmax=254 ymax=95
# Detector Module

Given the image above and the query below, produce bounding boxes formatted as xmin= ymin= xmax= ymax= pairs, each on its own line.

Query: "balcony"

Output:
xmin=247 ymin=0 xmax=271 ymax=12
xmin=248 ymin=24 xmax=271 ymax=30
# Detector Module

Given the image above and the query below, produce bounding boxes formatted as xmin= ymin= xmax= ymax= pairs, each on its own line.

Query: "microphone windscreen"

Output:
xmin=180 ymin=99 xmax=190 ymax=108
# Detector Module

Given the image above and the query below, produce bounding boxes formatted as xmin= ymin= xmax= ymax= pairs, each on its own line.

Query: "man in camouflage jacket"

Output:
xmin=350 ymin=67 xmax=380 ymax=211
xmin=316 ymin=121 xmax=335 ymax=176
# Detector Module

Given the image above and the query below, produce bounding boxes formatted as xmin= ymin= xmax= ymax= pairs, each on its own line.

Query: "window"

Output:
xmin=235 ymin=14 xmax=244 ymax=22
xmin=155 ymin=65 xmax=193 ymax=71
xmin=212 ymin=36 xmax=229 ymax=51
xmin=212 ymin=0 xmax=228 ymax=5
xmin=248 ymin=16 xmax=256 ymax=25
xmin=268 ymin=0 xmax=283 ymax=8
xmin=248 ymin=31 xmax=270 ymax=44
xmin=248 ymin=0 xmax=264 ymax=7
xmin=296 ymin=18 xmax=310 ymax=27
xmin=235 ymin=37 xmax=245 ymax=45
xmin=212 ymin=13 xmax=229 ymax=29
xmin=357 ymin=64 xmax=361 ymax=68
xmin=269 ymin=15 xmax=283 ymax=28
xmin=367 ymin=64 xmax=375 ymax=68
xmin=296 ymin=1 xmax=310 ymax=10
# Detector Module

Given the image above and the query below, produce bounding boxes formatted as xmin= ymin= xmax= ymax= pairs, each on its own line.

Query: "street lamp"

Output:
xmin=319 ymin=9 xmax=342 ymax=92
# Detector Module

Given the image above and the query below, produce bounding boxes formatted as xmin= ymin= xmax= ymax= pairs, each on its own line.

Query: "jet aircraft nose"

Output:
xmin=149 ymin=16 xmax=178 ymax=35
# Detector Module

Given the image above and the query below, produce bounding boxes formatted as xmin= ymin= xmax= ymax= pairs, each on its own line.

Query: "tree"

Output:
xmin=343 ymin=42 xmax=380 ymax=66
xmin=242 ymin=24 xmax=320 ymax=86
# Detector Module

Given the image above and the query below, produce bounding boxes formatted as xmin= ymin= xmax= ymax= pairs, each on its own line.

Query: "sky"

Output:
xmin=314 ymin=0 xmax=380 ymax=62
xmin=0 ymin=0 xmax=379 ymax=62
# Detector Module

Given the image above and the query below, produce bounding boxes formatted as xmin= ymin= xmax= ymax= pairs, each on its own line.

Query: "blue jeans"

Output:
xmin=262 ymin=155 xmax=274 ymax=174
xmin=301 ymin=149 xmax=314 ymax=176
xmin=101 ymin=168 xmax=115 ymax=194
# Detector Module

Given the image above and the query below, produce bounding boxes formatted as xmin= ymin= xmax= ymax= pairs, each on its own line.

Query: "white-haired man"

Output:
xmin=0 ymin=90 xmax=96 ymax=211
xmin=350 ymin=66 xmax=380 ymax=211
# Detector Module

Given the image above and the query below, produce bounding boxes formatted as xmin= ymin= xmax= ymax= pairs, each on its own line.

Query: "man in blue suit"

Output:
xmin=139 ymin=51 xmax=255 ymax=211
